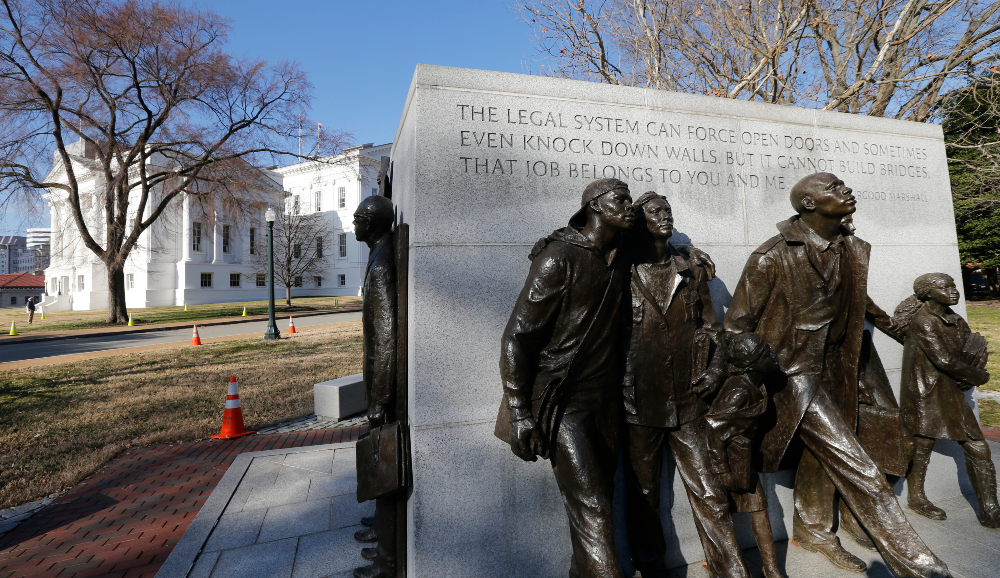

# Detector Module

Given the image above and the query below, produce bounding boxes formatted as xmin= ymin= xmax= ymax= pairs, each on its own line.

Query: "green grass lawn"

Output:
xmin=0 ymin=322 xmax=362 ymax=509
xmin=4 ymin=296 xmax=360 ymax=334
xmin=964 ymin=303 xmax=1000 ymax=429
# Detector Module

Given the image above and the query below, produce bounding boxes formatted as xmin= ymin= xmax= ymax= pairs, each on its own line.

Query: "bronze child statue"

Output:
xmin=895 ymin=273 xmax=999 ymax=528
xmin=704 ymin=332 xmax=785 ymax=578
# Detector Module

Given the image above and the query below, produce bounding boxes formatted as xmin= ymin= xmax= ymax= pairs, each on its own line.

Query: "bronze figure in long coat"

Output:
xmin=354 ymin=196 xmax=397 ymax=578
xmin=725 ymin=173 xmax=950 ymax=578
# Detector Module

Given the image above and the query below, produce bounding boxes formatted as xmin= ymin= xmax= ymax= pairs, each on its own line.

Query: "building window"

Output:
xmin=230 ymin=273 xmax=241 ymax=287
xmin=316 ymin=237 xmax=323 ymax=258
xmin=338 ymin=233 xmax=347 ymax=258
xmin=192 ymin=222 xmax=202 ymax=252
xmin=200 ymin=272 xmax=212 ymax=287
xmin=127 ymin=274 xmax=134 ymax=289
xmin=338 ymin=274 xmax=346 ymax=286
xmin=338 ymin=187 xmax=346 ymax=208
xmin=249 ymin=228 xmax=256 ymax=255
xmin=222 ymin=225 xmax=231 ymax=253
xmin=293 ymin=195 xmax=300 ymax=215
xmin=10 ymin=296 xmax=16 ymax=305
xmin=294 ymin=276 xmax=302 ymax=287
xmin=315 ymin=191 xmax=322 ymax=212
xmin=77 ymin=275 xmax=85 ymax=291
xmin=293 ymin=244 xmax=301 ymax=259
xmin=256 ymin=273 xmax=266 ymax=287
xmin=315 ymin=276 xmax=322 ymax=287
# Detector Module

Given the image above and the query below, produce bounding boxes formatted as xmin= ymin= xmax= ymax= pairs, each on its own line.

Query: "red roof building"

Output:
xmin=0 ymin=272 xmax=44 ymax=308
xmin=0 ymin=272 xmax=44 ymax=289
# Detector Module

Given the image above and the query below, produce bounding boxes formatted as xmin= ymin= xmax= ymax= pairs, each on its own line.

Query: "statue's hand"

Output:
xmin=510 ymin=416 xmax=545 ymax=462
xmin=368 ymin=404 xmax=388 ymax=427
xmin=686 ymin=247 xmax=716 ymax=281
xmin=692 ymin=367 xmax=724 ymax=399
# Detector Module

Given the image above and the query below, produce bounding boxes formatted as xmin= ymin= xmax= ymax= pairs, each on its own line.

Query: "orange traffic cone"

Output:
xmin=211 ymin=376 xmax=255 ymax=439
xmin=191 ymin=324 xmax=202 ymax=346
xmin=288 ymin=315 xmax=296 ymax=334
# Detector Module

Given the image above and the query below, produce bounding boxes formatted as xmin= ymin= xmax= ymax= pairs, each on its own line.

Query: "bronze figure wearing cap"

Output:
xmin=497 ymin=178 xmax=634 ymax=578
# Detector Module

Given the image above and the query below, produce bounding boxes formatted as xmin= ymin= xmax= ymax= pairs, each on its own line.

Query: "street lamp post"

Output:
xmin=264 ymin=207 xmax=280 ymax=340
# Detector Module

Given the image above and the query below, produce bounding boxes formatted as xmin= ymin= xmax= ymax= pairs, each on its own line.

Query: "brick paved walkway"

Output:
xmin=0 ymin=427 xmax=367 ymax=578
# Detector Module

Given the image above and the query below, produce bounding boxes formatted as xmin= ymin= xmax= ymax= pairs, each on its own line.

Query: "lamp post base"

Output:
xmin=264 ymin=324 xmax=281 ymax=340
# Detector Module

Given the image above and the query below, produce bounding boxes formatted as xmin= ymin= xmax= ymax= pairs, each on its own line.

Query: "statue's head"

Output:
xmin=914 ymin=273 xmax=959 ymax=306
xmin=633 ymin=191 xmax=673 ymax=241
xmin=790 ymin=172 xmax=856 ymax=219
xmin=353 ymin=196 xmax=394 ymax=244
xmin=726 ymin=332 xmax=778 ymax=375
xmin=569 ymin=178 xmax=635 ymax=231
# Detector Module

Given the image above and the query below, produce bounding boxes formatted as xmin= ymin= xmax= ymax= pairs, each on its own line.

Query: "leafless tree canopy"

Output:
xmin=513 ymin=0 xmax=1000 ymax=121
xmin=0 ymin=0 xmax=352 ymax=322
xmin=251 ymin=211 xmax=331 ymax=306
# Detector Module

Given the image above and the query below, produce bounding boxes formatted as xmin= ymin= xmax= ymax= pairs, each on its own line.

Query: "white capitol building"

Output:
xmin=41 ymin=141 xmax=390 ymax=311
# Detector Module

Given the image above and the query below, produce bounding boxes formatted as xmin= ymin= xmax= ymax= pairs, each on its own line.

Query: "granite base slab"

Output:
xmin=155 ymin=442 xmax=371 ymax=578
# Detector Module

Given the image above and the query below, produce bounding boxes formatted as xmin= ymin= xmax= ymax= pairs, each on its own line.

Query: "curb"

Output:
xmin=0 ymin=307 xmax=361 ymax=346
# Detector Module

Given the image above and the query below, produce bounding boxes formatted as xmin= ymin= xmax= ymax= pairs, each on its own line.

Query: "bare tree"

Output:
xmin=251 ymin=211 xmax=331 ymax=306
xmin=513 ymin=0 xmax=1000 ymax=121
xmin=0 ymin=0 xmax=351 ymax=323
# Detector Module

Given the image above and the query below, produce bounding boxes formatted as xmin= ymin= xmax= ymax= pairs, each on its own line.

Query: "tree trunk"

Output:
xmin=106 ymin=263 xmax=128 ymax=324
xmin=286 ymin=285 xmax=291 ymax=306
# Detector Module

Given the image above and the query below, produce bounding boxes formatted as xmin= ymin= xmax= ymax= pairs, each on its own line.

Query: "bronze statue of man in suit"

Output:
xmin=498 ymin=178 xmax=634 ymax=578
xmin=353 ymin=195 xmax=397 ymax=578
xmin=725 ymin=173 xmax=952 ymax=578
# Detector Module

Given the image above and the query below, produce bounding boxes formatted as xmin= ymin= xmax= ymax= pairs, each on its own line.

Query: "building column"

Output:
xmin=182 ymin=194 xmax=192 ymax=262
xmin=212 ymin=197 xmax=222 ymax=264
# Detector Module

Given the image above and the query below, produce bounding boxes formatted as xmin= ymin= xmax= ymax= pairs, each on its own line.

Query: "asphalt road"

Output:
xmin=0 ymin=311 xmax=362 ymax=365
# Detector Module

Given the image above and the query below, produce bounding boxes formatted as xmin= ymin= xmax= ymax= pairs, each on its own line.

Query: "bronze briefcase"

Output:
xmin=857 ymin=404 xmax=910 ymax=477
xmin=356 ymin=421 xmax=410 ymax=503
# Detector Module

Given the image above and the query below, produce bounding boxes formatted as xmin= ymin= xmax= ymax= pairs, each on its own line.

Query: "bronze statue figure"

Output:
xmin=497 ymin=178 xmax=635 ymax=578
xmin=895 ymin=273 xmax=999 ymax=527
xmin=354 ymin=195 xmax=398 ymax=578
xmin=704 ymin=332 xmax=785 ymax=578
xmin=619 ymin=192 xmax=750 ymax=578
xmin=724 ymin=173 xmax=951 ymax=577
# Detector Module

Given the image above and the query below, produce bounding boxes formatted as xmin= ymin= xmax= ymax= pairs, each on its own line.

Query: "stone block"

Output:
xmin=314 ymin=374 xmax=366 ymax=420
xmin=209 ymin=537 xmax=297 ymax=578
xmin=257 ymin=499 xmax=331 ymax=543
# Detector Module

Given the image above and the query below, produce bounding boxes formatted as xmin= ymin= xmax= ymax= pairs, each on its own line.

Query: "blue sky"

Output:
xmin=1 ymin=0 xmax=542 ymax=235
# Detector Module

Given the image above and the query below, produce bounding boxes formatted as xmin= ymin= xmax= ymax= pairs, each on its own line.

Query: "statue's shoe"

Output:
xmin=797 ymin=538 xmax=867 ymax=572
xmin=980 ymin=504 xmax=1000 ymax=528
xmin=908 ymin=499 xmax=948 ymax=521
xmin=361 ymin=547 xmax=377 ymax=561
xmin=354 ymin=527 xmax=378 ymax=543
xmin=354 ymin=564 xmax=394 ymax=578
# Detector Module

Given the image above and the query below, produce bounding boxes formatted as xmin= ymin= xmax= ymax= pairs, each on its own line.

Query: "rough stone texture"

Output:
xmin=314 ymin=374 xmax=367 ymax=420
xmin=391 ymin=65 xmax=983 ymax=576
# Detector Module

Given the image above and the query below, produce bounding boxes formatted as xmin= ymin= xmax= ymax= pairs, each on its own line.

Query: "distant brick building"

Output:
xmin=0 ymin=272 xmax=44 ymax=308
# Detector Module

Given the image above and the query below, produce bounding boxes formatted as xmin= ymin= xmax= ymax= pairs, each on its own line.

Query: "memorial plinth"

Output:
xmin=390 ymin=64 xmax=978 ymax=577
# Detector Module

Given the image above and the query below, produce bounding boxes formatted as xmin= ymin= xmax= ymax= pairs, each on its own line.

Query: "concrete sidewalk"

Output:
xmin=157 ymin=443 xmax=1000 ymax=578
xmin=0 ymin=305 xmax=360 ymax=347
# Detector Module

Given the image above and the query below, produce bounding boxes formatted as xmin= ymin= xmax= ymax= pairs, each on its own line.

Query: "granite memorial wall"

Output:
xmin=388 ymin=64 xmax=972 ymax=577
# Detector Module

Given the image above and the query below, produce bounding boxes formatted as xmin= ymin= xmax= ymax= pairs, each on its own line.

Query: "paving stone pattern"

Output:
xmin=256 ymin=415 xmax=368 ymax=435
xmin=0 ymin=426 xmax=366 ymax=578
xmin=179 ymin=445 xmax=372 ymax=578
